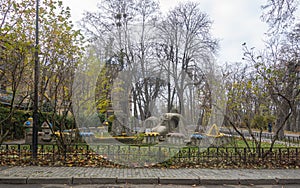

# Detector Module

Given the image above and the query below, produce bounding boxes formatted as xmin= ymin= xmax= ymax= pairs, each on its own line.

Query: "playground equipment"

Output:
xmin=144 ymin=131 xmax=160 ymax=144
xmin=23 ymin=118 xmax=53 ymax=144
xmin=41 ymin=122 xmax=52 ymax=142
xmin=190 ymin=124 xmax=231 ymax=146
xmin=138 ymin=112 xmax=189 ymax=145
xmin=166 ymin=132 xmax=185 ymax=145
xmin=151 ymin=113 xmax=187 ymax=137
xmin=23 ymin=118 xmax=78 ymax=144
xmin=140 ymin=116 xmax=159 ymax=133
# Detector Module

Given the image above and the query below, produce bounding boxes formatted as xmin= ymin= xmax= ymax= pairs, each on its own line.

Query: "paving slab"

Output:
xmin=0 ymin=167 xmax=299 ymax=185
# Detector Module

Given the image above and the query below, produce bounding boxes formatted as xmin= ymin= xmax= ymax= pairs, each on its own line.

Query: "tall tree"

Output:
xmin=37 ymin=0 xmax=84 ymax=150
xmin=0 ymin=0 xmax=84 ymax=145
xmin=157 ymin=2 xmax=218 ymax=120
xmin=0 ymin=0 xmax=35 ymax=141
xmin=80 ymin=0 xmax=161 ymax=130
xmin=242 ymin=0 xmax=299 ymax=144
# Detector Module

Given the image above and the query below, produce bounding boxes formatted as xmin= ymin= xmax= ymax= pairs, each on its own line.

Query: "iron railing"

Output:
xmin=0 ymin=144 xmax=299 ymax=168
xmin=220 ymin=129 xmax=300 ymax=147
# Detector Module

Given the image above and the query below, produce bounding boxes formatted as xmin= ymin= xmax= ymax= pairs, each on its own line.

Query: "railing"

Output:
xmin=0 ymin=144 xmax=299 ymax=168
xmin=220 ymin=128 xmax=300 ymax=146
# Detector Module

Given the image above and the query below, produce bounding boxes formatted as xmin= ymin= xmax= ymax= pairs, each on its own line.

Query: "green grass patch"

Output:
xmin=226 ymin=138 xmax=290 ymax=148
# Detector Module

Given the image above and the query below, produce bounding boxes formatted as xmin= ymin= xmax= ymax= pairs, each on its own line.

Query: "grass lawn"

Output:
xmin=224 ymin=138 xmax=291 ymax=148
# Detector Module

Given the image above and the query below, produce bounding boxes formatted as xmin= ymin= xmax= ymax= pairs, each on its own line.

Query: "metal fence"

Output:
xmin=0 ymin=144 xmax=299 ymax=168
xmin=220 ymin=128 xmax=300 ymax=147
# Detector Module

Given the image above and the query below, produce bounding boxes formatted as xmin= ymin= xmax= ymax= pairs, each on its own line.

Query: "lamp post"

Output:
xmin=32 ymin=0 xmax=39 ymax=159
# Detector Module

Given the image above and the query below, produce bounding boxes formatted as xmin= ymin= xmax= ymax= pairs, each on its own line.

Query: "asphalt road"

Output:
xmin=0 ymin=184 xmax=299 ymax=188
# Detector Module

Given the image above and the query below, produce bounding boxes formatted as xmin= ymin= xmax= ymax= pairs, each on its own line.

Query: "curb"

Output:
xmin=0 ymin=177 xmax=27 ymax=184
xmin=159 ymin=177 xmax=199 ymax=185
xmin=200 ymin=178 xmax=239 ymax=185
xmin=73 ymin=177 xmax=116 ymax=184
xmin=1 ymin=177 xmax=300 ymax=185
xmin=277 ymin=178 xmax=300 ymax=185
xmin=117 ymin=177 xmax=158 ymax=184
xmin=27 ymin=177 xmax=72 ymax=184
xmin=238 ymin=178 xmax=276 ymax=185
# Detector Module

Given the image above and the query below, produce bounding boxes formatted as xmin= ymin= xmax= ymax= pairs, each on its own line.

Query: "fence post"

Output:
xmin=244 ymin=147 xmax=247 ymax=164
xmin=18 ymin=144 xmax=21 ymax=162
xmin=207 ymin=147 xmax=210 ymax=161
xmin=169 ymin=147 xmax=171 ymax=161
xmin=52 ymin=144 xmax=55 ymax=163
xmin=117 ymin=145 xmax=120 ymax=161
xmin=296 ymin=148 xmax=298 ymax=167
xmin=279 ymin=148 xmax=282 ymax=162
xmin=40 ymin=144 xmax=44 ymax=160
xmin=234 ymin=147 xmax=237 ymax=162
xmin=107 ymin=145 xmax=110 ymax=160
xmin=197 ymin=147 xmax=200 ymax=164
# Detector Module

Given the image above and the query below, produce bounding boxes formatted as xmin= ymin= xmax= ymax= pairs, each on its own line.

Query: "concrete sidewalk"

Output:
xmin=0 ymin=167 xmax=300 ymax=185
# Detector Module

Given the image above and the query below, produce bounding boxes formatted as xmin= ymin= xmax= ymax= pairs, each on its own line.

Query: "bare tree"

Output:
xmin=81 ymin=0 xmax=162 ymax=126
xmin=245 ymin=0 xmax=300 ymax=139
xmin=157 ymin=2 xmax=218 ymax=121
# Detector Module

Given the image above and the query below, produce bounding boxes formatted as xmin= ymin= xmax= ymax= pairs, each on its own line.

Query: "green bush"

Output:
xmin=0 ymin=106 xmax=75 ymax=140
xmin=0 ymin=107 xmax=29 ymax=139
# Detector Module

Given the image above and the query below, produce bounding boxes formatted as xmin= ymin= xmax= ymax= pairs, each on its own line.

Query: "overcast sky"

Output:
xmin=62 ymin=0 xmax=269 ymax=64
